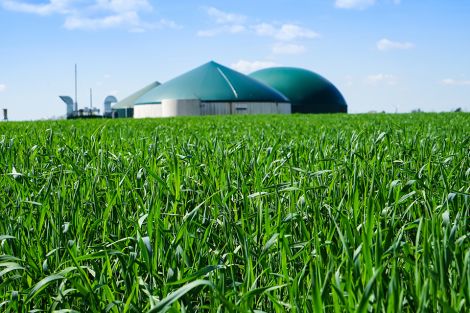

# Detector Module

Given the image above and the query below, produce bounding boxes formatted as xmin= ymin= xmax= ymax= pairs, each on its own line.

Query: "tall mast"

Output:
xmin=90 ymin=88 xmax=93 ymax=110
xmin=74 ymin=64 xmax=78 ymax=112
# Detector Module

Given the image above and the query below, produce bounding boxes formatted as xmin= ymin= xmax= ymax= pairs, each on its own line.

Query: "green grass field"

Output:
xmin=0 ymin=113 xmax=469 ymax=312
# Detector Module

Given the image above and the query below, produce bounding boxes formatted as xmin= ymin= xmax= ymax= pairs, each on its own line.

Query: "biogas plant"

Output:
xmin=61 ymin=61 xmax=347 ymax=119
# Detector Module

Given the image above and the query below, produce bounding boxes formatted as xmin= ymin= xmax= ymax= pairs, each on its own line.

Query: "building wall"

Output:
xmin=113 ymin=108 xmax=134 ymax=118
xmin=201 ymin=102 xmax=291 ymax=115
xmin=134 ymin=101 xmax=291 ymax=118
xmin=162 ymin=99 xmax=201 ymax=117
xmin=134 ymin=104 xmax=162 ymax=118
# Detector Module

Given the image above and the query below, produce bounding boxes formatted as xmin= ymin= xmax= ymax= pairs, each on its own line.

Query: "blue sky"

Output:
xmin=0 ymin=0 xmax=469 ymax=120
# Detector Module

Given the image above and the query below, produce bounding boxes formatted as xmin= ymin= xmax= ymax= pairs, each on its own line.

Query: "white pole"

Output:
xmin=74 ymin=64 xmax=78 ymax=112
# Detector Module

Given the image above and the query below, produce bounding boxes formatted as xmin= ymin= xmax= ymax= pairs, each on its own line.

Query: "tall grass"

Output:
xmin=0 ymin=113 xmax=468 ymax=312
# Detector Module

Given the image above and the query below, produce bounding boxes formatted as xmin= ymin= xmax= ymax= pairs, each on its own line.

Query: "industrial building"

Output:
xmin=59 ymin=65 xmax=118 ymax=119
xmin=111 ymin=81 xmax=160 ymax=118
xmin=133 ymin=61 xmax=290 ymax=118
xmin=111 ymin=61 xmax=347 ymax=118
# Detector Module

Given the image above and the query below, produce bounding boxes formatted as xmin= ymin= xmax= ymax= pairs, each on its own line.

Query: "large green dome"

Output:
xmin=136 ymin=61 xmax=288 ymax=105
xmin=249 ymin=67 xmax=347 ymax=113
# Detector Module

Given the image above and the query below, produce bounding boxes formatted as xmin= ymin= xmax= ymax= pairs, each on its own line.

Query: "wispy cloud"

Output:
xmin=1 ymin=0 xmax=72 ymax=15
xmin=441 ymin=78 xmax=470 ymax=86
xmin=0 ymin=84 xmax=6 ymax=92
xmin=198 ymin=7 xmax=318 ymax=51
xmin=335 ymin=0 xmax=376 ymax=10
xmin=231 ymin=60 xmax=279 ymax=74
xmin=1 ymin=0 xmax=178 ymax=31
xmin=253 ymin=23 xmax=318 ymax=41
xmin=206 ymin=6 xmax=246 ymax=25
xmin=377 ymin=38 xmax=414 ymax=51
xmin=334 ymin=0 xmax=401 ymax=10
xmin=95 ymin=0 xmax=152 ymax=13
xmin=366 ymin=73 xmax=397 ymax=85
xmin=197 ymin=7 xmax=246 ymax=37
xmin=64 ymin=11 xmax=141 ymax=30
xmin=272 ymin=42 xmax=306 ymax=55
xmin=197 ymin=25 xmax=245 ymax=37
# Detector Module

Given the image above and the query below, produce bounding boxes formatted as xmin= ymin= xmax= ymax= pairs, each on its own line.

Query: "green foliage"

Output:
xmin=0 ymin=113 xmax=468 ymax=312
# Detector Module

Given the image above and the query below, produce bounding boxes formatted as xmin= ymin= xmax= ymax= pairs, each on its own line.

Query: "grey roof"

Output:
xmin=112 ymin=81 xmax=160 ymax=110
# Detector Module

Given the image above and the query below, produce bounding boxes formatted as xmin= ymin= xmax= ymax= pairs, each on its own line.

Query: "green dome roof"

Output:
xmin=249 ymin=67 xmax=347 ymax=113
xmin=135 ymin=61 xmax=289 ymax=105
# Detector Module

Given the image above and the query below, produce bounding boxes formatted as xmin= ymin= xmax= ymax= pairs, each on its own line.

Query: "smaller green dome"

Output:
xmin=249 ymin=67 xmax=347 ymax=113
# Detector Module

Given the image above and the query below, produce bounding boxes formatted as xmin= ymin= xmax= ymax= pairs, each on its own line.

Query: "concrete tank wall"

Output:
xmin=277 ymin=102 xmax=291 ymax=114
xmin=200 ymin=102 xmax=231 ymax=115
xmin=162 ymin=99 xmax=201 ymax=117
xmin=230 ymin=102 xmax=291 ymax=114
xmin=200 ymin=102 xmax=290 ymax=115
xmin=134 ymin=101 xmax=291 ymax=118
xmin=134 ymin=104 xmax=162 ymax=118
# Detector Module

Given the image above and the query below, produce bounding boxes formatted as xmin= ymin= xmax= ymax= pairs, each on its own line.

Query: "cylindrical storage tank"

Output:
xmin=162 ymin=99 xmax=201 ymax=117
xmin=277 ymin=102 xmax=291 ymax=114
xmin=134 ymin=103 xmax=162 ymax=118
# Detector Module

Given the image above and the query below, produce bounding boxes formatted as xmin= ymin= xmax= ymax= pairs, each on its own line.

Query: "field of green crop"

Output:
xmin=0 ymin=113 xmax=468 ymax=312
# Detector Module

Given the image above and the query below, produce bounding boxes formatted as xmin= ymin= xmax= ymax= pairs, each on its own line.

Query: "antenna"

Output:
xmin=74 ymin=64 xmax=78 ymax=112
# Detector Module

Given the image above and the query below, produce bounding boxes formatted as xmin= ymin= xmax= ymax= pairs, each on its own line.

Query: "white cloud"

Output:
xmin=366 ymin=74 xmax=397 ymax=85
xmin=254 ymin=23 xmax=318 ymax=41
xmin=441 ymin=78 xmax=470 ymax=86
xmin=197 ymin=7 xmax=246 ymax=37
xmin=335 ymin=0 xmax=376 ymax=10
xmin=95 ymin=0 xmax=152 ymax=13
xmin=272 ymin=42 xmax=306 ymax=55
xmin=0 ymin=84 xmax=6 ymax=92
xmin=1 ymin=0 xmax=174 ymax=31
xmin=206 ymin=6 xmax=246 ymax=25
xmin=1 ymin=0 xmax=72 ymax=15
xmin=198 ymin=7 xmax=318 ymax=43
xmin=158 ymin=18 xmax=181 ymax=29
xmin=197 ymin=25 xmax=245 ymax=37
xmin=231 ymin=60 xmax=279 ymax=74
xmin=377 ymin=38 xmax=414 ymax=51
xmin=64 ymin=11 xmax=140 ymax=30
